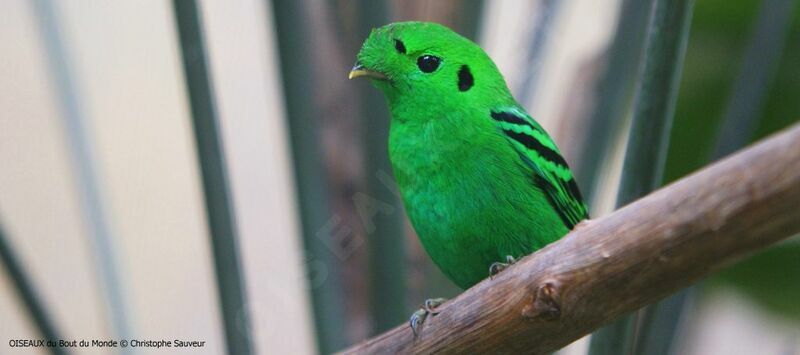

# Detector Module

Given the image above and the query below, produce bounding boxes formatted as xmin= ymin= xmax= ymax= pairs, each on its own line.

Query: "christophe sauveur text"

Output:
xmin=9 ymin=338 xmax=206 ymax=349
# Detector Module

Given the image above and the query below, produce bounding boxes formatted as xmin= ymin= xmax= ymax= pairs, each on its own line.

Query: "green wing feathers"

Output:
xmin=490 ymin=108 xmax=589 ymax=229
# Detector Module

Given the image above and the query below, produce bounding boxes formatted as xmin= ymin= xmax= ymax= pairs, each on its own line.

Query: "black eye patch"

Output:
xmin=458 ymin=65 xmax=474 ymax=91
xmin=394 ymin=39 xmax=406 ymax=54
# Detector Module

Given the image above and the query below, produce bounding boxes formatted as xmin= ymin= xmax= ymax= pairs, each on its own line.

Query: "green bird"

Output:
xmin=350 ymin=21 xmax=588 ymax=333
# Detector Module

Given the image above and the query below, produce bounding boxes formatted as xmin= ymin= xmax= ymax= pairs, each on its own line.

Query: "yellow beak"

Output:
xmin=348 ymin=63 xmax=388 ymax=80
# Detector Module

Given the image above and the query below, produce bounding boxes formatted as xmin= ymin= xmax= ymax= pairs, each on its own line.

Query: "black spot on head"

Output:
xmin=458 ymin=65 xmax=474 ymax=92
xmin=394 ymin=39 xmax=406 ymax=54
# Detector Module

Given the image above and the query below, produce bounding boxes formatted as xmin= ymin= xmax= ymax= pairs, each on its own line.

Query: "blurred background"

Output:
xmin=0 ymin=0 xmax=798 ymax=354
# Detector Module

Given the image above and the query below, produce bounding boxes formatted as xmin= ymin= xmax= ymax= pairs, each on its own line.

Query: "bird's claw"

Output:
xmin=489 ymin=255 xmax=518 ymax=279
xmin=423 ymin=298 xmax=445 ymax=315
xmin=409 ymin=298 xmax=447 ymax=337
xmin=409 ymin=309 xmax=427 ymax=337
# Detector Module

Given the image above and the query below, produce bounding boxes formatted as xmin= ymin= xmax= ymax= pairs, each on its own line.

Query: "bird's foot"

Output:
xmin=489 ymin=255 xmax=518 ymax=279
xmin=409 ymin=297 xmax=447 ymax=337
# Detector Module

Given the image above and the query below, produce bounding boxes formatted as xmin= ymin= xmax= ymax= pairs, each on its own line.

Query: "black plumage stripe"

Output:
xmin=502 ymin=129 xmax=569 ymax=168
xmin=492 ymin=108 xmax=589 ymax=229
xmin=490 ymin=111 xmax=540 ymax=131
xmin=565 ymin=178 xmax=588 ymax=219
xmin=555 ymin=177 xmax=588 ymax=223
xmin=533 ymin=175 xmax=575 ymax=229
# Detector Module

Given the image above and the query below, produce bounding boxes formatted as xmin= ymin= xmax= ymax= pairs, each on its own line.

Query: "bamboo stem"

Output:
xmin=634 ymin=2 xmax=799 ymax=353
xmin=0 ymin=223 xmax=66 ymax=355
xmin=268 ymin=1 xmax=347 ymax=353
xmin=172 ymin=2 xmax=252 ymax=354
xmin=589 ymin=0 xmax=694 ymax=352
xmin=32 ymin=0 xmax=131 ymax=344
xmin=573 ymin=0 xmax=652 ymax=203
xmin=352 ymin=0 xmax=411 ymax=335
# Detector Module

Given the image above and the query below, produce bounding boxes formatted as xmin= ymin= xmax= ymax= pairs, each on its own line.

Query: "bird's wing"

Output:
xmin=490 ymin=107 xmax=589 ymax=229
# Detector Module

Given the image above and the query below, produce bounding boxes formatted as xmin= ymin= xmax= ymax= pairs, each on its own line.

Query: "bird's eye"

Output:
xmin=417 ymin=55 xmax=441 ymax=73
xmin=394 ymin=39 xmax=406 ymax=54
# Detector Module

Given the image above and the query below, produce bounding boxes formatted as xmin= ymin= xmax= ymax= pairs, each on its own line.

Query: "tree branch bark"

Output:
xmin=339 ymin=122 xmax=800 ymax=354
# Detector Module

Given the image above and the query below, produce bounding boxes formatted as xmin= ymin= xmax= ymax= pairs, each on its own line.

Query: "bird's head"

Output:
xmin=350 ymin=21 xmax=513 ymax=111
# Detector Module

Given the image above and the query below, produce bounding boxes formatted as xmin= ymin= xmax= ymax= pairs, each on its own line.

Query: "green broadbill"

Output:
xmin=350 ymin=21 xmax=589 ymax=330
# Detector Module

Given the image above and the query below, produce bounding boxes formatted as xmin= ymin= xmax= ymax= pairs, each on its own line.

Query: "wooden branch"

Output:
xmin=340 ymin=122 xmax=800 ymax=354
